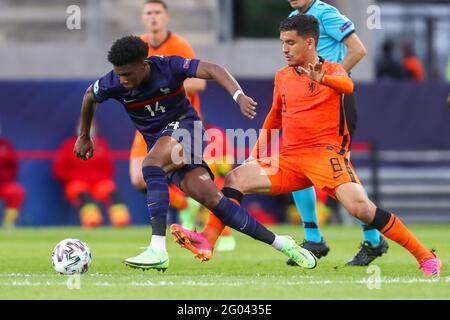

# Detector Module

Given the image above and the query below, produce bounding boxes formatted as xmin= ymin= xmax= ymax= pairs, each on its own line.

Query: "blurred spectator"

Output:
xmin=402 ymin=40 xmax=425 ymax=81
xmin=377 ymin=40 xmax=408 ymax=80
xmin=0 ymin=137 xmax=25 ymax=228
xmin=53 ymin=124 xmax=130 ymax=228
xmin=447 ymin=93 xmax=450 ymax=108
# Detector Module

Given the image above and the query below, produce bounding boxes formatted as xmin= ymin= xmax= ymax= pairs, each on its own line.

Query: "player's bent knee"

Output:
xmin=224 ymin=170 xmax=244 ymax=191
xmin=348 ymin=201 xmax=373 ymax=222
xmin=142 ymin=155 xmax=164 ymax=168
xmin=143 ymin=154 xmax=185 ymax=173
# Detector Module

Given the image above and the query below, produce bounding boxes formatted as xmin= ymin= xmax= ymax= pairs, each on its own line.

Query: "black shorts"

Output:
xmin=344 ymin=93 xmax=357 ymax=150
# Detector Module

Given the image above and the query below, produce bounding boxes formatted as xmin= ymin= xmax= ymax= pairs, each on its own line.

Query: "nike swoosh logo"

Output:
xmin=124 ymin=99 xmax=137 ymax=103
xmin=148 ymin=202 xmax=157 ymax=207
xmin=239 ymin=216 xmax=249 ymax=231
xmin=333 ymin=174 xmax=343 ymax=180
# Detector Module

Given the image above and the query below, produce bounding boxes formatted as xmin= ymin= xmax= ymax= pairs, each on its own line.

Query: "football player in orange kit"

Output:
xmin=170 ymin=15 xmax=442 ymax=277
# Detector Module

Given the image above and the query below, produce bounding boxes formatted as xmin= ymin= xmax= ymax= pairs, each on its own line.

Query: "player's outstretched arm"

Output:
xmin=299 ymin=62 xmax=354 ymax=94
xmin=195 ymin=61 xmax=258 ymax=119
xmin=73 ymin=86 xmax=97 ymax=161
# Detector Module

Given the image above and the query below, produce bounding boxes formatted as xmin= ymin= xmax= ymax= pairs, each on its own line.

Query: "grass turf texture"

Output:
xmin=0 ymin=225 xmax=449 ymax=299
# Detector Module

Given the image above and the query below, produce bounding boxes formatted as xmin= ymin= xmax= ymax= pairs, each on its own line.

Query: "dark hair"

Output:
xmin=143 ymin=0 xmax=168 ymax=10
xmin=107 ymin=36 xmax=149 ymax=66
xmin=279 ymin=14 xmax=320 ymax=46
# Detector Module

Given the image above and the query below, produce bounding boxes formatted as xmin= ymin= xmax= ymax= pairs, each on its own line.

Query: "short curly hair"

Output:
xmin=107 ymin=36 xmax=149 ymax=66
xmin=279 ymin=15 xmax=319 ymax=46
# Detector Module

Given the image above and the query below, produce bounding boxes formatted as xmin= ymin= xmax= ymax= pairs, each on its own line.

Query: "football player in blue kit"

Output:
xmin=73 ymin=36 xmax=317 ymax=271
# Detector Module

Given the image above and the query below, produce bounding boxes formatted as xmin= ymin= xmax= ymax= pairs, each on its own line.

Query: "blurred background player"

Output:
xmin=287 ymin=0 xmax=389 ymax=266
xmin=377 ymin=40 xmax=409 ymax=80
xmin=128 ymin=0 xmax=236 ymax=250
xmin=53 ymin=122 xmax=130 ymax=228
xmin=0 ymin=135 xmax=25 ymax=228
xmin=401 ymin=40 xmax=425 ymax=82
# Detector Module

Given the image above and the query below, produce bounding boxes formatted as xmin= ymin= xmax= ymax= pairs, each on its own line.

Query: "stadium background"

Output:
xmin=1 ymin=0 xmax=450 ymax=226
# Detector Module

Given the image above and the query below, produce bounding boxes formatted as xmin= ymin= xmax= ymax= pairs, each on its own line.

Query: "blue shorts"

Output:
xmin=143 ymin=114 xmax=214 ymax=188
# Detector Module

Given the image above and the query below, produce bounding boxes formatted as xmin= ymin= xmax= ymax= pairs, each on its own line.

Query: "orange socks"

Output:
xmin=381 ymin=214 xmax=433 ymax=262
xmin=372 ymin=209 xmax=433 ymax=262
xmin=221 ymin=226 xmax=232 ymax=237
xmin=202 ymin=213 xmax=226 ymax=245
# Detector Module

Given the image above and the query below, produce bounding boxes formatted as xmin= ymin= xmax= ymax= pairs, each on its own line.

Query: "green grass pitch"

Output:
xmin=0 ymin=224 xmax=449 ymax=299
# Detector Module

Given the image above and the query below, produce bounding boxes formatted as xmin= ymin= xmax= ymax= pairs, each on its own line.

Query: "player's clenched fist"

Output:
xmin=237 ymin=94 xmax=258 ymax=119
xmin=73 ymin=136 xmax=94 ymax=160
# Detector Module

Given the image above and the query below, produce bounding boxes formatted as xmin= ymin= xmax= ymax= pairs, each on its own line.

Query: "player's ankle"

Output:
xmin=201 ymin=230 xmax=218 ymax=246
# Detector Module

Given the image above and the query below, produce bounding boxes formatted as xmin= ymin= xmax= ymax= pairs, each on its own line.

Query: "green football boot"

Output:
xmin=123 ymin=247 xmax=169 ymax=272
xmin=281 ymin=236 xmax=317 ymax=269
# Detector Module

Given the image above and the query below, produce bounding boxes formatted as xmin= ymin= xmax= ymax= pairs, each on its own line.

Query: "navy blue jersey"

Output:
xmin=92 ymin=55 xmax=200 ymax=135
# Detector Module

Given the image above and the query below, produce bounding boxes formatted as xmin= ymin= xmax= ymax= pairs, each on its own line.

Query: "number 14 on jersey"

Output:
xmin=145 ymin=102 xmax=166 ymax=117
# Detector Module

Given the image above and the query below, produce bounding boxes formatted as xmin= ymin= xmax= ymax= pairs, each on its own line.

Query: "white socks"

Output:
xmin=271 ymin=235 xmax=286 ymax=251
xmin=149 ymin=235 xmax=166 ymax=251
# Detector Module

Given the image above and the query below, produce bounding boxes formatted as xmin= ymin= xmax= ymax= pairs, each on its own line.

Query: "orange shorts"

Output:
xmin=258 ymin=146 xmax=360 ymax=198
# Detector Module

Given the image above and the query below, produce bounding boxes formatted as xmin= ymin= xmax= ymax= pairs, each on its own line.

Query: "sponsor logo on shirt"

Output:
xmin=339 ymin=21 xmax=353 ymax=32
xmin=183 ymin=59 xmax=191 ymax=70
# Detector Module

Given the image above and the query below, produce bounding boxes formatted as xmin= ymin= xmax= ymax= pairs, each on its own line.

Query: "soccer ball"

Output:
xmin=51 ymin=238 xmax=92 ymax=275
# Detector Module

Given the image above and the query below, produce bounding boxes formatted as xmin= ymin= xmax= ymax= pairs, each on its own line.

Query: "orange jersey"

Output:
xmin=140 ymin=32 xmax=201 ymax=114
xmin=254 ymin=60 xmax=354 ymax=157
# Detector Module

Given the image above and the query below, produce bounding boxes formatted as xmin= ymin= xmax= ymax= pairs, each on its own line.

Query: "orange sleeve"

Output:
xmin=251 ymin=75 xmax=283 ymax=159
xmin=130 ymin=131 xmax=148 ymax=158
xmin=321 ymin=63 xmax=354 ymax=94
